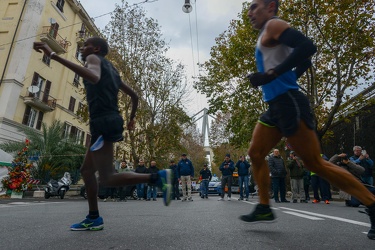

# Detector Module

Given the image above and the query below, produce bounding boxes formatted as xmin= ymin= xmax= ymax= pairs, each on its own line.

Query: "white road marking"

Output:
xmin=283 ymin=211 xmax=324 ymax=220
xmin=0 ymin=201 xmax=66 ymax=209
xmin=279 ymin=207 xmax=370 ymax=227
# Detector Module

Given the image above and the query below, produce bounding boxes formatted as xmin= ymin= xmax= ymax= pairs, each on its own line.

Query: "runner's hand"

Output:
xmin=33 ymin=42 xmax=54 ymax=57
xmin=247 ymin=72 xmax=276 ymax=88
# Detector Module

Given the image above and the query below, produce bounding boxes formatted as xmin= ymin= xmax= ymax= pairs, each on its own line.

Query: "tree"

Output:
xmin=194 ymin=1 xmax=375 ymax=148
xmin=103 ymin=1 xmax=191 ymax=163
xmin=0 ymin=121 xmax=86 ymax=183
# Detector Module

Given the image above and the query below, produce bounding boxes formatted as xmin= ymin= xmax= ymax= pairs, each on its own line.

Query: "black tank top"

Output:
xmin=83 ymin=55 xmax=121 ymax=119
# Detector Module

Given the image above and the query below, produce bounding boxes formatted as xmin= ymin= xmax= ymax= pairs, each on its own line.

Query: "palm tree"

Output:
xmin=0 ymin=120 xmax=86 ymax=183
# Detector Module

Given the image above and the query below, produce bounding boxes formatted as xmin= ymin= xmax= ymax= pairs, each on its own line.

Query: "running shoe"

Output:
xmin=312 ymin=199 xmax=320 ymax=203
xmin=156 ymin=169 xmax=172 ymax=206
xmin=70 ymin=216 xmax=104 ymax=231
xmin=240 ymin=204 xmax=276 ymax=223
xmin=90 ymin=135 xmax=104 ymax=151
xmin=325 ymin=200 xmax=330 ymax=204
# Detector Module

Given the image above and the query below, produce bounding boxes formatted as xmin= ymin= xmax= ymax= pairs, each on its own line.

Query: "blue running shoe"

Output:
xmin=70 ymin=216 xmax=104 ymax=231
xmin=90 ymin=135 xmax=104 ymax=151
xmin=156 ymin=169 xmax=172 ymax=206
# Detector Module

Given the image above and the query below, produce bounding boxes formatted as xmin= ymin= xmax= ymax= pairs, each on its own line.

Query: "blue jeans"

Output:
xmin=147 ymin=185 xmax=157 ymax=199
xmin=362 ymin=176 xmax=374 ymax=186
xmin=201 ymin=180 xmax=209 ymax=197
xmin=136 ymin=183 xmax=144 ymax=199
xmin=238 ymin=175 xmax=249 ymax=198
xmin=272 ymin=177 xmax=287 ymax=202
xmin=348 ymin=186 xmax=375 ymax=207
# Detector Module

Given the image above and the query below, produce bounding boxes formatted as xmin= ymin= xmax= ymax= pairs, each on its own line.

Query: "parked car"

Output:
xmin=80 ymin=183 xmax=183 ymax=200
xmin=199 ymin=176 xmax=222 ymax=196
xmin=80 ymin=184 xmax=137 ymax=200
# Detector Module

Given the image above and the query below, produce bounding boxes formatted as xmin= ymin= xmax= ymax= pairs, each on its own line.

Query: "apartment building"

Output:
xmin=0 ymin=0 xmax=100 ymax=146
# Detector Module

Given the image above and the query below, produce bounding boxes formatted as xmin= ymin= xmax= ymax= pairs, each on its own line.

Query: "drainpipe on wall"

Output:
xmin=0 ymin=0 xmax=28 ymax=86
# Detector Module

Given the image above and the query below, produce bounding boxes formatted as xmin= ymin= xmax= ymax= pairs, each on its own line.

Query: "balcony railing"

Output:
xmin=39 ymin=26 xmax=71 ymax=54
xmin=24 ymin=89 xmax=57 ymax=112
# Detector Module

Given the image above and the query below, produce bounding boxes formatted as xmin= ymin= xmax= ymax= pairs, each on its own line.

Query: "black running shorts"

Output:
xmin=259 ymin=90 xmax=315 ymax=137
xmin=89 ymin=114 xmax=124 ymax=145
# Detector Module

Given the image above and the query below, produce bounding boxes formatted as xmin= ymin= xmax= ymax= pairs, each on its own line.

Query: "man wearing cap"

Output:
xmin=169 ymin=160 xmax=181 ymax=200
xmin=200 ymin=164 xmax=212 ymax=199
xmin=177 ymin=153 xmax=195 ymax=201
xmin=218 ymin=154 xmax=235 ymax=201
xmin=287 ymin=151 xmax=307 ymax=203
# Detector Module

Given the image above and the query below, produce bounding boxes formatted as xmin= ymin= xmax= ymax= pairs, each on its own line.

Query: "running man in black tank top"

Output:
xmin=33 ymin=37 xmax=172 ymax=231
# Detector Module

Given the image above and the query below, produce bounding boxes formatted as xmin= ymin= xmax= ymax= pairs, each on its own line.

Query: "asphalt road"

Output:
xmin=0 ymin=194 xmax=374 ymax=250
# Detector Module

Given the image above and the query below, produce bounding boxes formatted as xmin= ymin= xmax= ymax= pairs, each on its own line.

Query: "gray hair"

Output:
xmin=353 ymin=146 xmax=362 ymax=151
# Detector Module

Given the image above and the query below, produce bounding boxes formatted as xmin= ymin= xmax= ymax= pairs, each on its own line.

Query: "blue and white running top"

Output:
xmin=255 ymin=30 xmax=299 ymax=102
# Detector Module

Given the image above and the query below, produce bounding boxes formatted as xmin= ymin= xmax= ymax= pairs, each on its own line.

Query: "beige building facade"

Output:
xmin=0 ymin=0 xmax=99 ymax=146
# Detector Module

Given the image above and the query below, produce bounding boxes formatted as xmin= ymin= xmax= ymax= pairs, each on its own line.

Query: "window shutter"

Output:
xmin=36 ymin=112 xmax=44 ymax=130
xmin=22 ymin=106 xmax=31 ymax=125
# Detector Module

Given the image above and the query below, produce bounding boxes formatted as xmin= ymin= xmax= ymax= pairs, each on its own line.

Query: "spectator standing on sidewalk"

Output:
xmin=117 ymin=160 xmax=130 ymax=201
xmin=200 ymin=164 xmax=212 ymax=199
xmin=169 ymin=160 xmax=181 ymax=200
xmin=287 ymin=152 xmax=306 ymax=203
xmin=135 ymin=159 xmax=147 ymax=200
xmin=350 ymin=146 xmax=374 ymax=186
xmin=177 ymin=153 xmax=194 ymax=201
xmin=268 ymin=149 xmax=290 ymax=203
xmin=218 ymin=154 xmax=235 ymax=201
xmin=146 ymin=161 xmax=159 ymax=201
xmin=235 ymin=155 xmax=251 ymax=201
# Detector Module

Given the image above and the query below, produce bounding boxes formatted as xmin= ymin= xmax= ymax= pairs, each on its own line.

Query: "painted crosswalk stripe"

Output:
xmin=283 ymin=211 xmax=324 ymax=220
xmin=279 ymin=207 xmax=370 ymax=227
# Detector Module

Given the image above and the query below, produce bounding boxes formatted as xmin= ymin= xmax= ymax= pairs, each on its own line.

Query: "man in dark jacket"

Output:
xmin=146 ymin=161 xmax=159 ymax=201
xmin=169 ymin=160 xmax=180 ymax=200
xmin=287 ymin=151 xmax=306 ymax=203
xmin=177 ymin=153 xmax=194 ymax=201
xmin=268 ymin=149 xmax=289 ymax=203
xmin=200 ymin=164 xmax=212 ymax=199
xmin=135 ymin=159 xmax=147 ymax=200
xmin=235 ymin=156 xmax=251 ymax=201
xmin=218 ymin=154 xmax=235 ymax=201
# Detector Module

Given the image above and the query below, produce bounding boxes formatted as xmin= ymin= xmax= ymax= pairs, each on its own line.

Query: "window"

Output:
xmin=63 ymin=122 xmax=71 ymax=139
xmin=49 ymin=22 xmax=59 ymax=39
xmin=30 ymin=72 xmax=45 ymax=98
xmin=68 ymin=97 xmax=76 ymax=112
xmin=75 ymin=45 xmax=83 ymax=63
xmin=73 ymin=73 xmax=80 ymax=87
xmin=74 ymin=128 xmax=85 ymax=144
xmin=22 ymin=106 xmax=43 ymax=130
xmin=56 ymin=0 xmax=65 ymax=12
xmin=42 ymin=54 xmax=51 ymax=66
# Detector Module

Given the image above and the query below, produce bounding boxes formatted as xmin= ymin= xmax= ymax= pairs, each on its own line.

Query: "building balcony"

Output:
xmin=24 ymin=90 xmax=57 ymax=112
xmin=39 ymin=26 xmax=72 ymax=54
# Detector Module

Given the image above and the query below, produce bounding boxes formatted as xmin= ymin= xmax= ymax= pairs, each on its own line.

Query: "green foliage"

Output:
xmin=102 ymin=1 xmax=196 ymax=163
xmin=194 ymin=1 xmax=375 ymax=148
xmin=0 ymin=121 xmax=85 ymax=183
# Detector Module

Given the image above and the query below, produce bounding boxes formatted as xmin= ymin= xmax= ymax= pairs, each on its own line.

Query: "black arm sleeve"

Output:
xmin=274 ymin=28 xmax=317 ymax=76
xmin=293 ymin=58 xmax=312 ymax=79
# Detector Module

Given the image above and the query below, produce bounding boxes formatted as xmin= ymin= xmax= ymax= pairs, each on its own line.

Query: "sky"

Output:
xmin=78 ymin=0 xmax=246 ymax=118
